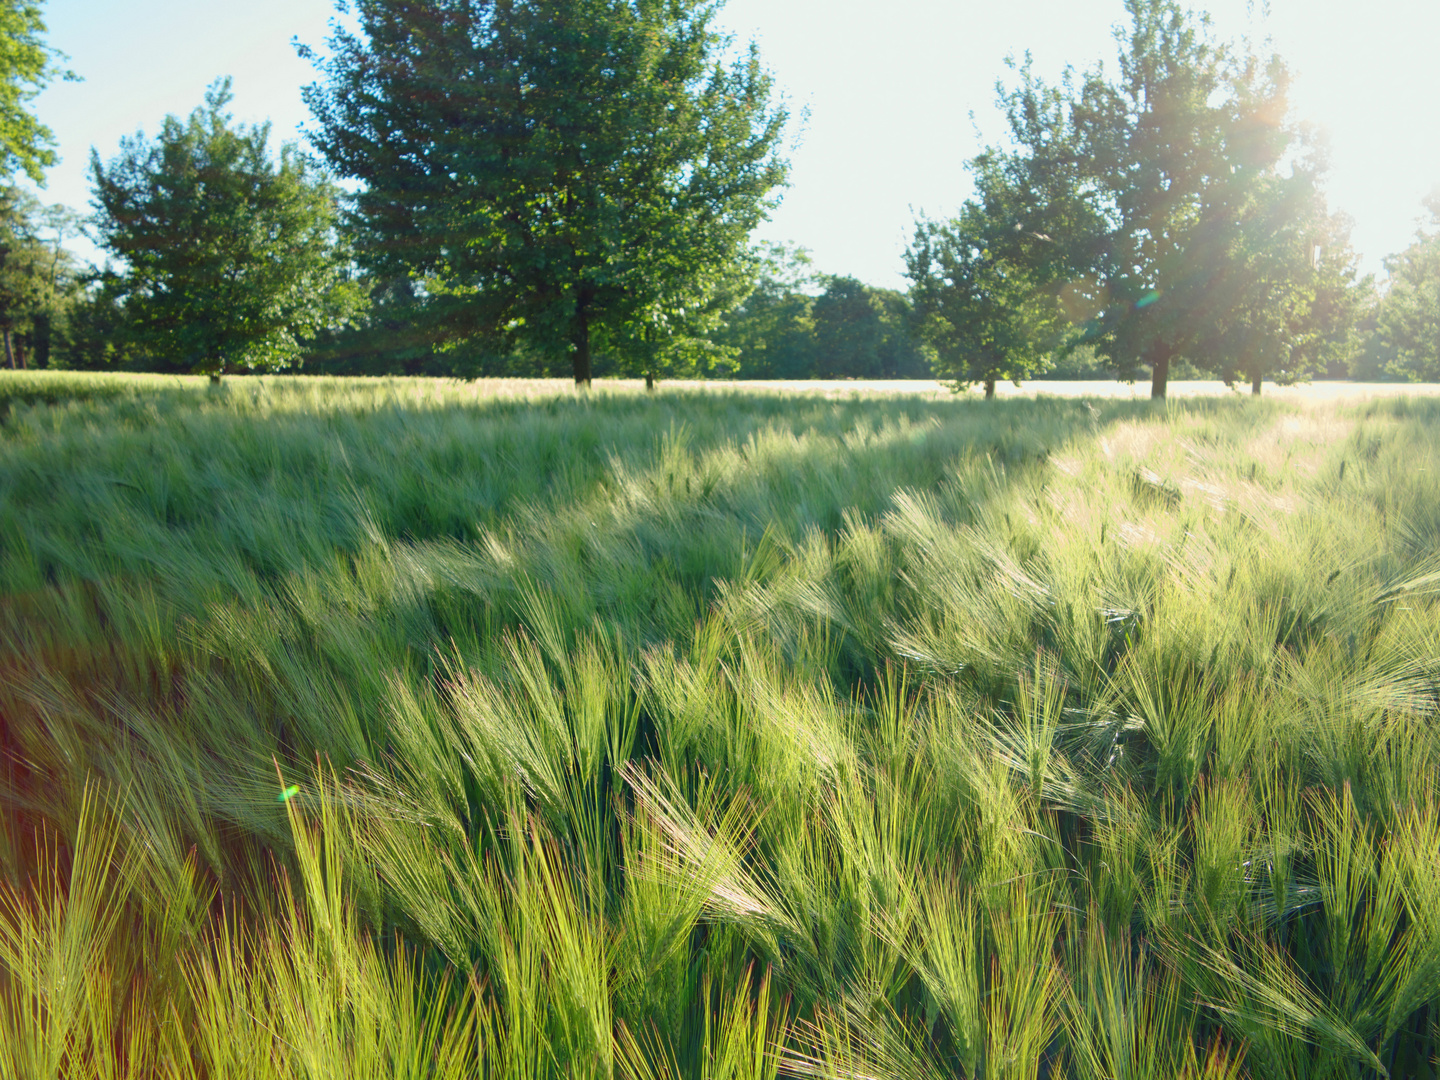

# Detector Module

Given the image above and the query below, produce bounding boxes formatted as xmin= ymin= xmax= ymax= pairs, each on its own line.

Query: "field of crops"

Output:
xmin=3 ymin=371 xmax=1440 ymax=1079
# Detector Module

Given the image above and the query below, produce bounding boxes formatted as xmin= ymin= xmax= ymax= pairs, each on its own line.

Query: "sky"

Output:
xmin=29 ymin=0 xmax=1440 ymax=290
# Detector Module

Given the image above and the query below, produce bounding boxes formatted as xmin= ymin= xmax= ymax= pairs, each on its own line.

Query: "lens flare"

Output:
xmin=278 ymin=784 xmax=300 ymax=803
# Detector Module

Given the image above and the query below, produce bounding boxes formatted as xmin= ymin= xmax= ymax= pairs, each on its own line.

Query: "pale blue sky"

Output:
xmin=32 ymin=0 xmax=1440 ymax=288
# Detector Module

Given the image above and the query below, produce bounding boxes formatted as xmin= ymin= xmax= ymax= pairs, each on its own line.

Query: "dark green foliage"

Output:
xmin=88 ymin=79 xmax=363 ymax=377
xmin=301 ymin=274 xmax=551 ymax=377
xmin=301 ymin=0 xmax=788 ymax=386
xmin=712 ymin=242 xmax=818 ymax=379
xmin=811 ymin=276 xmax=930 ymax=379
xmin=45 ymin=286 xmax=138 ymax=370
xmin=0 ymin=185 xmax=81 ymax=369
xmin=716 ymin=246 xmax=930 ymax=380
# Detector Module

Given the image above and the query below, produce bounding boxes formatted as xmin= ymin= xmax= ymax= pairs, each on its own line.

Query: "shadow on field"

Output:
xmin=0 ymin=383 xmax=1204 ymax=853
xmin=0 ymin=384 xmax=1299 ymax=772
xmin=0 ymin=380 xmax=1202 ymax=588
xmin=0 ymin=384 xmax=1278 ymax=738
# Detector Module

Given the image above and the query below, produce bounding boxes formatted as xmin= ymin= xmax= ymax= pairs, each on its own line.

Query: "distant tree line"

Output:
xmin=5 ymin=0 xmax=1440 ymax=390
xmin=1351 ymin=193 xmax=1440 ymax=383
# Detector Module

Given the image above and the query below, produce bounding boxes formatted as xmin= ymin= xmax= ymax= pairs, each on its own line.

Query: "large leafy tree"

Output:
xmin=1363 ymin=193 xmax=1440 ymax=382
xmin=90 ymin=80 xmax=362 ymax=378
xmin=300 ymin=0 xmax=788 ymax=386
xmin=984 ymin=0 xmax=1353 ymax=397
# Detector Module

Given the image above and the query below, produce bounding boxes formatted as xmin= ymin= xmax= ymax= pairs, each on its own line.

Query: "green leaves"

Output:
xmin=907 ymin=201 xmax=1066 ymax=395
xmin=970 ymin=0 xmax=1364 ymax=397
xmin=1364 ymin=192 xmax=1440 ymax=381
xmin=0 ymin=0 xmax=74 ymax=185
xmin=89 ymin=79 xmax=363 ymax=376
xmin=302 ymin=0 xmax=788 ymax=384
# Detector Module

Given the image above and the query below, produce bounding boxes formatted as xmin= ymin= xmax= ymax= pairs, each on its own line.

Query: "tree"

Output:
xmin=811 ymin=276 xmax=929 ymax=380
xmin=89 ymin=79 xmax=363 ymax=378
xmin=0 ymin=0 xmax=74 ymax=184
xmin=0 ymin=185 xmax=81 ymax=367
xmin=984 ymin=0 xmax=1351 ymax=398
xmin=906 ymin=200 xmax=1064 ymax=398
xmin=1362 ymin=192 xmax=1440 ymax=382
xmin=1208 ymin=183 xmax=1366 ymax=393
xmin=300 ymin=0 xmax=788 ymax=387
xmin=716 ymin=242 xmax=818 ymax=379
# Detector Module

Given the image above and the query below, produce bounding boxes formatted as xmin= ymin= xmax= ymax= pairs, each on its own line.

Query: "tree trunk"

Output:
xmin=1251 ymin=370 xmax=1262 ymax=396
xmin=572 ymin=294 xmax=592 ymax=388
xmin=1149 ymin=345 xmax=1172 ymax=400
xmin=2 ymin=326 xmax=13 ymax=370
xmin=13 ymin=338 xmax=25 ymax=370
xmin=984 ymin=378 xmax=996 ymax=400
xmin=645 ymin=370 xmax=655 ymax=391
xmin=34 ymin=315 xmax=50 ymax=369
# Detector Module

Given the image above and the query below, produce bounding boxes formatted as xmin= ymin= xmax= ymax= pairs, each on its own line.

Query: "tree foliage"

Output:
xmin=301 ymin=0 xmax=788 ymax=386
xmin=0 ymin=0 xmax=74 ymax=184
xmin=980 ymin=0 xmax=1359 ymax=397
xmin=811 ymin=275 xmax=929 ymax=379
xmin=712 ymin=242 xmax=817 ymax=379
xmin=906 ymin=199 xmax=1065 ymax=397
xmin=89 ymin=80 xmax=362 ymax=377
xmin=714 ymin=245 xmax=930 ymax=380
xmin=1361 ymin=192 xmax=1440 ymax=382
xmin=0 ymin=184 xmax=80 ymax=368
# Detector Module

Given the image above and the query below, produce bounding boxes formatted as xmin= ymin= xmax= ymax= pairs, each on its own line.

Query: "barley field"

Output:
xmin=3 ymin=371 xmax=1440 ymax=1079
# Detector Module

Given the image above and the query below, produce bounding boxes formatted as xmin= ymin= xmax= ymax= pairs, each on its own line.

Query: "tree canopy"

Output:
xmin=975 ymin=0 xmax=1358 ymax=397
xmin=906 ymin=195 xmax=1066 ymax=397
xmin=301 ymin=0 xmax=789 ymax=386
xmin=89 ymin=80 xmax=363 ymax=377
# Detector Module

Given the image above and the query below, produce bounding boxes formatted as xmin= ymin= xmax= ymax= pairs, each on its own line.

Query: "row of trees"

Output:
xmin=7 ymin=0 xmax=792 ymax=385
xmin=6 ymin=0 xmax=1440 ymax=388
xmin=305 ymin=242 xmax=933 ymax=381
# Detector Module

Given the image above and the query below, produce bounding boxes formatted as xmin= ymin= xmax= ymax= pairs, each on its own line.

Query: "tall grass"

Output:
xmin=3 ymin=372 xmax=1440 ymax=1077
